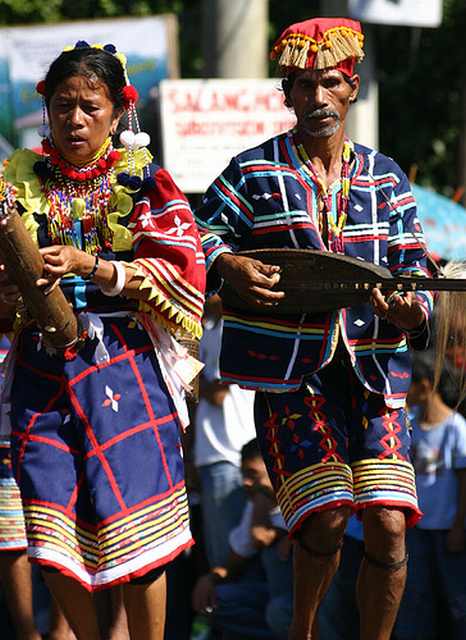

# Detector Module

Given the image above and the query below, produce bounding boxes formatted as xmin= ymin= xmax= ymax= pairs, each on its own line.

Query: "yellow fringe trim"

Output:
xmin=273 ymin=26 xmax=364 ymax=70
xmin=126 ymin=263 xmax=203 ymax=340
xmin=3 ymin=147 xmax=153 ymax=254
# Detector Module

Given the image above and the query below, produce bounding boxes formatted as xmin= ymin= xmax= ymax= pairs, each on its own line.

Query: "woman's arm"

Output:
xmin=39 ymin=167 xmax=206 ymax=339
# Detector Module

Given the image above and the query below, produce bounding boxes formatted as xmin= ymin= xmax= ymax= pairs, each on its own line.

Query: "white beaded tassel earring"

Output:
xmin=114 ymin=49 xmax=152 ymax=191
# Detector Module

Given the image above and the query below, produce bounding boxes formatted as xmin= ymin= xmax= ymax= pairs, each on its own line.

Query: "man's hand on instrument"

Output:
xmin=371 ymin=288 xmax=425 ymax=331
xmin=37 ymin=245 xmax=95 ymax=291
xmin=0 ymin=264 xmax=21 ymax=307
xmin=216 ymin=254 xmax=285 ymax=307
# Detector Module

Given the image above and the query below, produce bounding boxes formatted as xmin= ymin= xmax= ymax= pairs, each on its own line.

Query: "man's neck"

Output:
xmin=295 ymin=127 xmax=347 ymax=183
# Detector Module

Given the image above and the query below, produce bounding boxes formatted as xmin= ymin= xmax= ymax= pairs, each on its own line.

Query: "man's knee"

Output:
xmin=297 ymin=506 xmax=351 ymax=554
xmin=363 ymin=507 xmax=406 ymax=562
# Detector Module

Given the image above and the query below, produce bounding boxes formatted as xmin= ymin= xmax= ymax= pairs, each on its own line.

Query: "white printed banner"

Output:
xmin=160 ymin=79 xmax=296 ymax=193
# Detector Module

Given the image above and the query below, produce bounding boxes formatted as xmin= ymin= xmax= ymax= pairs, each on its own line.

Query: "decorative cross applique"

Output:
xmin=166 ymin=215 xmax=191 ymax=237
xmin=140 ymin=211 xmax=153 ymax=228
xmin=103 ymin=385 xmax=121 ymax=412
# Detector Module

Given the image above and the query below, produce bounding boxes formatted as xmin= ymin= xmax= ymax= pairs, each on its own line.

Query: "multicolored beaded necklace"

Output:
xmin=295 ymin=136 xmax=352 ymax=253
xmin=34 ymin=138 xmax=120 ymax=254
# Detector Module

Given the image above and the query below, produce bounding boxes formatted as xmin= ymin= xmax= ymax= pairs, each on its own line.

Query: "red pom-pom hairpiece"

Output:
xmin=122 ymin=85 xmax=139 ymax=108
xmin=36 ymin=80 xmax=46 ymax=96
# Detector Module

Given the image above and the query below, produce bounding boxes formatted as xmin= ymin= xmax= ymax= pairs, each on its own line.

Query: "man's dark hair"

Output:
xmin=241 ymin=438 xmax=262 ymax=463
xmin=44 ymin=47 xmax=126 ymax=111
xmin=411 ymin=350 xmax=460 ymax=408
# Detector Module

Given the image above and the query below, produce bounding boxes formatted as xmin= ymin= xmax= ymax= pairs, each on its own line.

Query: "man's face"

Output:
xmin=287 ymin=68 xmax=359 ymax=139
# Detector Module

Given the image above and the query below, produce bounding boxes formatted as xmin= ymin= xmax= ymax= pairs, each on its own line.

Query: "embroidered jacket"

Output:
xmin=195 ymin=132 xmax=433 ymax=407
xmin=4 ymin=149 xmax=206 ymax=339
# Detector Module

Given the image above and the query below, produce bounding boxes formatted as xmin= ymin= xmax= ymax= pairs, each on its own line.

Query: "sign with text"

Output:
xmin=159 ymin=79 xmax=296 ymax=193
xmin=0 ymin=15 xmax=178 ymax=149
xmin=349 ymin=0 xmax=442 ymax=27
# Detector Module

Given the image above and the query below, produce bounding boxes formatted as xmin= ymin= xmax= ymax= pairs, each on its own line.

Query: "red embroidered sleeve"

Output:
xmin=126 ymin=167 xmax=205 ymax=338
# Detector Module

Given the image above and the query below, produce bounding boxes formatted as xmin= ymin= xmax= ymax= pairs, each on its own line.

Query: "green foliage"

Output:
xmin=376 ymin=0 xmax=466 ymax=192
xmin=0 ymin=0 xmax=188 ymax=24
xmin=0 ymin=0 xmax=63 ymax=23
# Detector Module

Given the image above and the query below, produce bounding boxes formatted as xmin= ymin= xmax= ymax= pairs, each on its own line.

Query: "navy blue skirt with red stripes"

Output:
xmin=10 ymin=316 xmax=192 ymax=590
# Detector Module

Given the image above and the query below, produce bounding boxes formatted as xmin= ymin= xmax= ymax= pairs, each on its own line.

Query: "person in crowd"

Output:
xmin=0 ymin=41 xmax=205 ymax=640
xmin=194 ymin=293 xmax=256 ymax=568
xmin=0 ymin=336 xmax=42 ymax=640
xmin=192 ymin=438 xmax=293 ymax=640
xmin=0 ymin=333 xmax=78 ymax=640
xmin=195 ymin=16 xmax=433 ymax=640
xmin=394 ymin=350 xmax=466 ymax=640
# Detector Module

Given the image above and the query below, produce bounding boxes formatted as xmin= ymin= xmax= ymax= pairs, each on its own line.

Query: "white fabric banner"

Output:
xmin=160 ymin=79 xmax=296 ymax=193
xmin=349 ymin=0 xmax=442 ymax=27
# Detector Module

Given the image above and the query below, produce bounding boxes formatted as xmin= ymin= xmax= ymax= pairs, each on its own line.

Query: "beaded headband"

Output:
xmin=36 ymin=41 xmax=151 ymax=190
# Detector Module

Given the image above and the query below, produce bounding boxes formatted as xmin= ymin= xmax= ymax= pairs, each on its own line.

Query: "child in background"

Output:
xmin=395 ymin=350 xmax=466 ymax=640
xmin=194 ymin=295 xmax=256 ymax=568
xmin=192 ymin=439 xmax=293 ymax=640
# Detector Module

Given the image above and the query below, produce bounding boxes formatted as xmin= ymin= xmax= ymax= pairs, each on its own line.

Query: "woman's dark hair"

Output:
xmin=44 ymin=47 xmax=126 ymax=111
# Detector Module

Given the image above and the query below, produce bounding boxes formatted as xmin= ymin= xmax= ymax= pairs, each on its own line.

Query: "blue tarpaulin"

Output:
xmin=411 ymin=184 xmax=466 ymax=261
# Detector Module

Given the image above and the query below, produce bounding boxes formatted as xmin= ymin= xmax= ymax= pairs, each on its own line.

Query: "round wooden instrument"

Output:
xmin=220 ymin=249 xmax=466 ymax=315
xmin=0 ymin=203 xmax=79 ymax=352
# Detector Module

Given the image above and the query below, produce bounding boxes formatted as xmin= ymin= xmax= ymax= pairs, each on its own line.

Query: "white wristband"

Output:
xmin=100 ymin=261 xmax=127 ymax=297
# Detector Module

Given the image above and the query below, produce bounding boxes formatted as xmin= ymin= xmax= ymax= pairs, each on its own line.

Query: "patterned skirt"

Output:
xmin=0 ymin=441 xmax=27 ymax=551
xmin=254 ymin=352 xmax=420 ymax=534
xmin=10 ymin=316 xmax=192 ymax=590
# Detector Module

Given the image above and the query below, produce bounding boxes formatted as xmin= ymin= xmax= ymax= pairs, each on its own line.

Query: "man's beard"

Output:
xmin=301 ymin=107 xmax=341 ymax=138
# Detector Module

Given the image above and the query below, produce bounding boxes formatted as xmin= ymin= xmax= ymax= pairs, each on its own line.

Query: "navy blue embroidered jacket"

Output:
xmin=195 ymin=132 xmax=433 ymax=407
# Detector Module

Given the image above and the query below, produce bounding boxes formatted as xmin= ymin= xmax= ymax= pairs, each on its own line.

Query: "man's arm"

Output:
xmin=372 ymin=167 xmax=433 ymax=343
xmin=195 ymin=157 xmax=284 ymax=306
xmin=191 ymin=550 xmax=249 ymax=613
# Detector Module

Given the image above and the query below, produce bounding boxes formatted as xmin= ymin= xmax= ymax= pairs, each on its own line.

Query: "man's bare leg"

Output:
xmin=43 ymin=570 xmax=100 ymax=640
xmin=122 ymin=571 xmax=166 ymax=640
xmin=357 ymin=506 xmax=407 ymax=640
xmin=0 ymin=551 xmax=41 ymax=640
xmin=288 ymin=507 xmax=351 ymax=640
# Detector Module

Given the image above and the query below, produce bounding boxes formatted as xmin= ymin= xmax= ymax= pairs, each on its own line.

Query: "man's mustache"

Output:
xmin=306 ymin=108 xmax=340 ymax=122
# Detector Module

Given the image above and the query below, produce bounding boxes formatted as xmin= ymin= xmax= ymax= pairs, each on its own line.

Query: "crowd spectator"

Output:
xmin=395 ymin=351 xmax=466 ymax=639
xmin=194 ymin=295 xmax=256 ymax=568
xmin=192 ymin=439 xmax=293 ymax=640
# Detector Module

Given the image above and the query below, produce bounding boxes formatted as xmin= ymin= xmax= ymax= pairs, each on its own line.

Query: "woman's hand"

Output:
xmin=37 ymin=246 xmax=95 ymax=291
xmin=371 ymin=288 xmax=425 ymax=331
xmin=216 ymin=254 xmax=285 ymax=307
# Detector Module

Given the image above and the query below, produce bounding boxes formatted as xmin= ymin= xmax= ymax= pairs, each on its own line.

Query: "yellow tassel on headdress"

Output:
xmin=277 ymin=26 xmax=364 ymax=71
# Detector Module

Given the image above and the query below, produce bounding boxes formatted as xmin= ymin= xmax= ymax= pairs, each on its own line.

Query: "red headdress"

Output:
xmin=271 ymin=17 xmax=364 ymax=76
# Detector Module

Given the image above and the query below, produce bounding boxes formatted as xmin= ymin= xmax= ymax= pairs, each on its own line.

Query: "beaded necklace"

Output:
xmin=296 ymin=136 xmax=352 ymax=253
xmin=34 ymin=139 xmax=118 ymax=254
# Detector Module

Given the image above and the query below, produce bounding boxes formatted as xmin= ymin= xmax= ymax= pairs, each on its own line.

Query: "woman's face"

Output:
xmin=48 ymin=75 xmax=121 ymax=166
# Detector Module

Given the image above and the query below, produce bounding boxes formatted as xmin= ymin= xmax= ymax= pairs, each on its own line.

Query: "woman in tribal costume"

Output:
xmin=0 ymin=42 xmax=205 ymax=639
